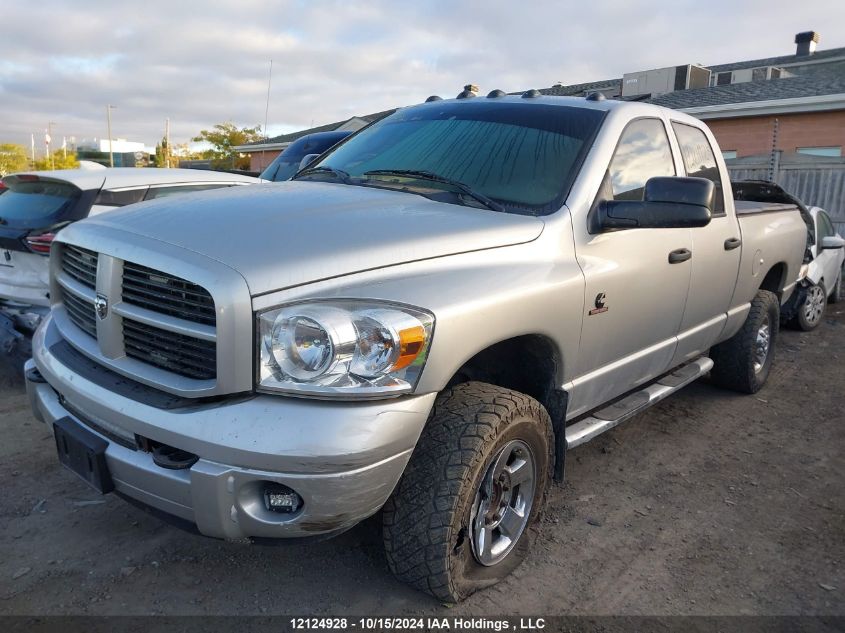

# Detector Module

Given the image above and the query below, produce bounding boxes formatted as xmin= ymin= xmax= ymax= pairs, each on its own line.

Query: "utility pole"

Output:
xmin=47 ymin=121 xmax=56 ymax=170
xmin=165 ymin=117 xmax=171 ymax=168
xmin=106 ymin=105 xmax=115 ymax=167
xmin=30 ymin=134 xmax=35 ymax=167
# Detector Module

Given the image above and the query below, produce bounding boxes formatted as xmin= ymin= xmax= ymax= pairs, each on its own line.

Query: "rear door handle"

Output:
xmin=668 ymin=248 xmax=692 ymax=264
xmin=724 ymin=237 xmax=742 ymax=251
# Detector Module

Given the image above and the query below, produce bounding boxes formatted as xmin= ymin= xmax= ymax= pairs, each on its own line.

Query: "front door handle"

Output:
xmin=724 ymin=237 xmax=742 ymax=251
xmin=668 ymin=248 xmax=692 ymax=264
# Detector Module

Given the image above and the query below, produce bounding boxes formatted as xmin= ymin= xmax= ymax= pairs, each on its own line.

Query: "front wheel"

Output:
xmin=710 ymin=289 xmax=779 ymax=394
xmin=382 ymin=382 xmax=553 ymax=602
xmin=794 ymin=282 xmax=826 ymax=331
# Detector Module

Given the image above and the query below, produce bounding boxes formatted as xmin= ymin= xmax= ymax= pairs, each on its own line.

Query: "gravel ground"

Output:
xmin=0 ymin=308 xmax=843 ymax=617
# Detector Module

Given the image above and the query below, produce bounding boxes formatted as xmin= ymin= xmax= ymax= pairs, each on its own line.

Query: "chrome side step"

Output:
xmin=565 ymin=357 xmax=713 ymax=449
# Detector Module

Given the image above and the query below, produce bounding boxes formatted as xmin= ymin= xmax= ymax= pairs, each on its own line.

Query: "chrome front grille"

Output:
xmin=122 ymin=262 xmax=216 ymax=326
xmin=63 ymin=291 xmax=97 ymax=338
xmin=62 ymin=245 xmax=98 ymax=289
xmin=58 ymin=244 xmax=218 ymax=382
xmin=123 ymin=319 xmax=216 ymax=380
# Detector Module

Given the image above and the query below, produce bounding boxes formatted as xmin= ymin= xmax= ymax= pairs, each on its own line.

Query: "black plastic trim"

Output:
xmin=48 ymin=339 xmax=255 ymax=411
xmin=25 ymin=365 xmax=46 ymax=383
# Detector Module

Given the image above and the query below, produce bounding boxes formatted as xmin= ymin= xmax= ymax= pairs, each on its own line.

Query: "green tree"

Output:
xmin=0 ymin=143 xmax=29 ymax=176
xmin=192 ymin=122 xmax=262 ymax=170
xmin=33 ymin=150 xmax=80 ymax=171
xmin=154 ymin=140 xmax=166 ymax=168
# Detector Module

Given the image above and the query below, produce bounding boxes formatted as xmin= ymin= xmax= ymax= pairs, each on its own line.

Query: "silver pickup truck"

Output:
xmin=26 ymin=93 xmax=806 ymax=602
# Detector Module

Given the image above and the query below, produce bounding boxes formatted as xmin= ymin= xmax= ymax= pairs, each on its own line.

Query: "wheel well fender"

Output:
xmin=759 ymin=262 xmax=788 ymax=298
xmin=444 ymin=334 xmax=568 ymax=480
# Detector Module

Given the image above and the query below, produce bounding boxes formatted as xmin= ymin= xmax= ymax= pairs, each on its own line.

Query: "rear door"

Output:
xmin=669 ymin=121 xmax=742 ymax=364
xmin=570 ymin=117 xmax=692 ymax=415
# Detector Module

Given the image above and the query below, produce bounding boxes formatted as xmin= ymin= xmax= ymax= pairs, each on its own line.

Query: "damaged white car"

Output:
xmin=790 ymin=206 xmax=844 ymax=330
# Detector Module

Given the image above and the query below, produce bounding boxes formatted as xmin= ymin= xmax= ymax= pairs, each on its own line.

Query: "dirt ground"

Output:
xmin=0 ymin=308 xmax=843 ymax=617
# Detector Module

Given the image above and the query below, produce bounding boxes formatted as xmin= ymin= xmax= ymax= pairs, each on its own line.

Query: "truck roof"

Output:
xmin=411 ymin=93 xmax=704 ymax=128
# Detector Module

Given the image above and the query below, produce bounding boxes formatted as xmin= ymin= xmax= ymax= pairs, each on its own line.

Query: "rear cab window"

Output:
xmin=671 ymin=122 xmax=726 ymax=215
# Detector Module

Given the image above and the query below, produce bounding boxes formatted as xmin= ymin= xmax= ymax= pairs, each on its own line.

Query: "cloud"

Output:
xmin=0 ymin=0 xmax=843 ymax=149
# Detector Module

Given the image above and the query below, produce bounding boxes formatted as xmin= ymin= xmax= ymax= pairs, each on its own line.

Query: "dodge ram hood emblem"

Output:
xmin=95 ymin=293 xmax=109 ymax=320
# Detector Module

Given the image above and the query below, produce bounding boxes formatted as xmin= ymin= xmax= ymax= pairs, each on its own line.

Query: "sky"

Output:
xmin=1 ymin=0 xmax=844 ymax=152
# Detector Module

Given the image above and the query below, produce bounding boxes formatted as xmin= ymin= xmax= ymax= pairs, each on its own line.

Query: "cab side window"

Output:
xmin=605 ymin=118 xmax=675 ymax=202
xmin=671 ymin=122 xmax=726 ymax=215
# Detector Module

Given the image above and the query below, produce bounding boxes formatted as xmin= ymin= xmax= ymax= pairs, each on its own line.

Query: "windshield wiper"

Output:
xmin=293 ymin=165 xmax=352 ymax=184
xmin=363 ymin=170 xmax=505 ymax=213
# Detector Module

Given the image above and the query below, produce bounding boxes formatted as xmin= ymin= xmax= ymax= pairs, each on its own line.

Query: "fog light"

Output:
xmin=263 ymin=483 xmax=303 ymax=513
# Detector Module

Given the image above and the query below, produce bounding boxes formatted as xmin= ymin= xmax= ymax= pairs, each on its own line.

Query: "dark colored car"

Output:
xmin=259 ymin=131 xmax=352 ymax=182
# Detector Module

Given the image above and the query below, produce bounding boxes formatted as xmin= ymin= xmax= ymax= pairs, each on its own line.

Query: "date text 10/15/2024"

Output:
xmin=290 ymin=617 xmax=547 ymax=631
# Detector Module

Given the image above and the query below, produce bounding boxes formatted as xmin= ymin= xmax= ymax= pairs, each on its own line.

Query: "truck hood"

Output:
xmin=83 ymin=181 xmax=545 ymax=295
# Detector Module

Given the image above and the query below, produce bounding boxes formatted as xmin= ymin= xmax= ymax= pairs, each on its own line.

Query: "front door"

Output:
xmin=569 ymin=118 xmax=692 ymax=417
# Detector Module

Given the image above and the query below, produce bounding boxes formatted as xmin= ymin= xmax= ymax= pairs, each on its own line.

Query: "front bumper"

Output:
xmin=28 ymin=314 xmax=436 ymax=539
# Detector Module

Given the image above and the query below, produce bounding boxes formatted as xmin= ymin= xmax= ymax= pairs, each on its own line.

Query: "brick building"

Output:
xmin=539 ymin=31 xmax=845 ymax=160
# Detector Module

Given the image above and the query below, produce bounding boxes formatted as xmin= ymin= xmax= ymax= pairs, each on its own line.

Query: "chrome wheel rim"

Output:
xmin=803 ymin=285 xmax=826 ymax=325
xmin=470 ymin=439 xmax=536 ymax=567
xmin=753 ymin=315 xmax=771 ymax=374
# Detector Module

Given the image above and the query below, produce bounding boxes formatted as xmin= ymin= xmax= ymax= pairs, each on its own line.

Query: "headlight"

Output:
xmin=258 ymin=300 xmax=434 ymax=398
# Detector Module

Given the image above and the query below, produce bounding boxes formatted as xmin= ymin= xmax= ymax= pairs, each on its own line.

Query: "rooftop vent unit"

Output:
xmin=711 ymin=66 xmax=790 ymax=87
xmin=621 ymin=64 xmax=711 ymax=98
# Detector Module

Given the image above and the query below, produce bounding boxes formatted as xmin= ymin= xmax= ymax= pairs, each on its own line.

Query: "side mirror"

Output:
xmin=821 ymin=235 xmax=845 ymax=250
xmin=298 ymin=154 xmax=320 ymax=170
xmin=597 ymin=176 xmax=713 ymax=231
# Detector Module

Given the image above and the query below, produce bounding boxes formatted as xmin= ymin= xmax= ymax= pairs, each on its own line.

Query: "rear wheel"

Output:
xmin=383 ymin=382 xmax=552 ymax=602
xmin=710 ymin=289 xmax=779 ymax=394
xmin=795 ymin=282 xmax=826 ymax=331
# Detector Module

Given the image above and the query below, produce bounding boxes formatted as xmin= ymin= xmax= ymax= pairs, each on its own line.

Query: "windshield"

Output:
xmin=307 ymin=101 xmax=604 ymax=214
xmin=0 ymin=178 xmax=82 ymax=228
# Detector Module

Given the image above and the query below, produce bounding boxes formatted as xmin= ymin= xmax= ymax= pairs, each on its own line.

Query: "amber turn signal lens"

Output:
xmin=393 ymin=324 xmax=426 ymax=371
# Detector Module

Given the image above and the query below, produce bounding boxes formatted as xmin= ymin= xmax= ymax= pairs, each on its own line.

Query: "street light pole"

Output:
xmin=106 ymin=105 xmax=115 ymax=167
xmin=47 ymin=121 xmax=56 ymax=170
